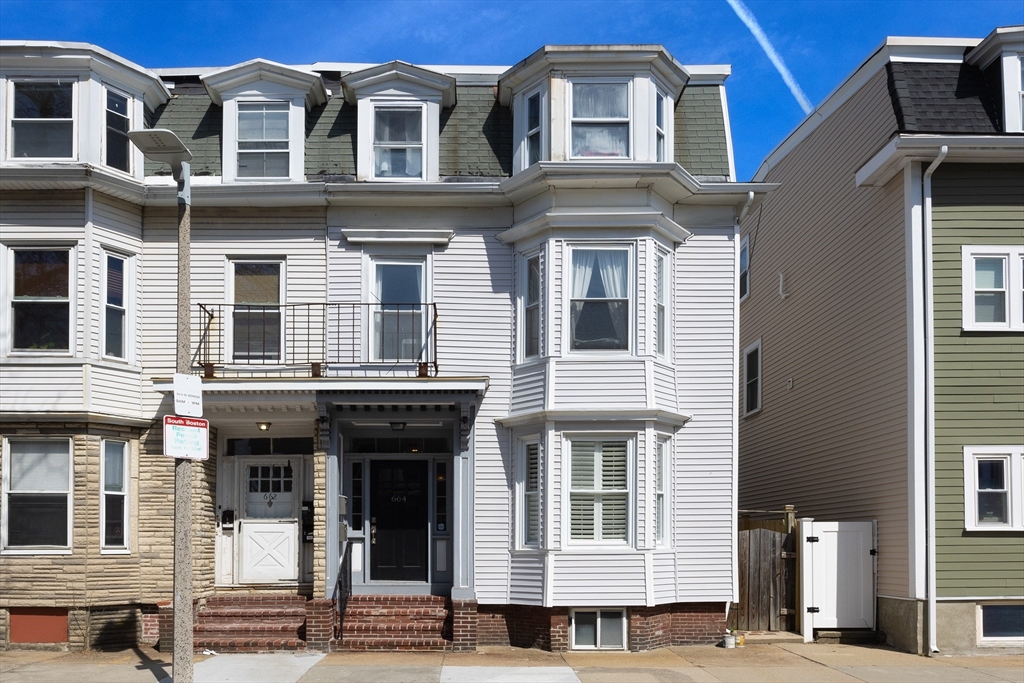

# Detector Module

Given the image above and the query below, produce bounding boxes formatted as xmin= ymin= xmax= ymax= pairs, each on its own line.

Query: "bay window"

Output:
xmin=524 ymin=254 xmax=541 ymax=359
xmin=570 ymin=81 xmax=630 ymax=159
xmin=522 ymin=441 xmax=540 ymax=546
xmin=525 ymin=90 xmax=542 ymax=167
xmin=11 ymin=248 xmax=71 ymax=352
xmin=2 ymin=439 xmax=72 ymax=551
xmin=237 ymin=102 xmax=289 ymax=178
xmin=569 ymin=247 xmax=629 ymax=351
xmin=655 ymin=251 xmax=668 ymax=357
xmin=11 ymin=81 xmax=74 ymax=159
xmin=103 ymin=252 xmax=126 ymax=359
xmin=569 ymin=439 xmax=629 ymax=542
xmin=373 ymin=106 xmax=424 ymax=180
xmin=655 ymin=90 xmax=667 ymax=162
xmin=232 ymin=261 xmax=282 ymax=361
xmin=655 ymin=439 xmax=669 ymax=544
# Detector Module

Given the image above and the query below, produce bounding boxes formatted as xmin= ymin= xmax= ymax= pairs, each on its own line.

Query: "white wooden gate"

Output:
xmin=800 ymin=519 xmax=875 ymax=641
xmin=239 ymin=519 xmax=299 ymax=583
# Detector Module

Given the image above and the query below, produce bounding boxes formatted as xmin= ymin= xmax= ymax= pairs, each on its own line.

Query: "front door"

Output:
xmin=239 ymin=460 xmax=299 ymax=583
xmin=370 ymin=460 xmax=428 ymax=581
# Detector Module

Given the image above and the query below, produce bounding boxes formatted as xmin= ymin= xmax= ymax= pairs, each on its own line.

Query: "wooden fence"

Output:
xmin=730 ymin=508 xmax=797 ymax=632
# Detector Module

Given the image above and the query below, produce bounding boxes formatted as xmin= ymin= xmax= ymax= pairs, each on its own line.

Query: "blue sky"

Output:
xmin=1 ymin=0 xmax=1020 ymax=180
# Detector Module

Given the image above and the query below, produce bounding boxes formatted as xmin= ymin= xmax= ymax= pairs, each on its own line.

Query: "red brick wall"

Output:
xmin=305 ymin=599 xmax=334 ymax=652
xmin=451 ymin=599 xmax=477 ymax=652
xmin=141 ymin=605 xmax=160 ymax=646
xmin=629 ymin=605 xmax=673 ymax=651
xmin=669 ymin=603 xmax=726 ymax=645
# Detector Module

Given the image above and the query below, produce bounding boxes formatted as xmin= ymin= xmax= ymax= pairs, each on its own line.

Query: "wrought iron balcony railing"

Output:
xmin=193 ymin=303 xmax=438 ymax=378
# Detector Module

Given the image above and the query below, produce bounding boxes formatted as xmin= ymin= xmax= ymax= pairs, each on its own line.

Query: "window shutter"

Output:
xmin=571 ymin=441 xmax=595 ymax=488
xmin=526 ymin=443 xmax=540 ymax=543
xmin=571 ymin=494 xmax=595 ymax=539
xmin=601 ymin=441 xmax=627 ymax=490
xmin=601 ymin=493 xmax=627 ymax=540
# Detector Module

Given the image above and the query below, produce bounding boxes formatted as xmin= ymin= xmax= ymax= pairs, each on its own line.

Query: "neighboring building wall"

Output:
xmin=737 ymin=68 xmax=913 ymax=602
xmin=931 ymin=163 xmax=1024 ymax=651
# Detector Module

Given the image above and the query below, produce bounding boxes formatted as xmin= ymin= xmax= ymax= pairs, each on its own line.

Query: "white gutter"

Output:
xmin=923 ymin=144 xmax=947 ymax=655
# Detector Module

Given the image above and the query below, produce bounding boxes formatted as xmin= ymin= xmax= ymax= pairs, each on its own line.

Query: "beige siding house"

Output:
xmin=739 ymin=26 xmax=1024 ymax=654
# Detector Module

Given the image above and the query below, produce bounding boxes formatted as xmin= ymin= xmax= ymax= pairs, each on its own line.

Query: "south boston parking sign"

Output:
xmin=163 ymin=415 xmax=210 ymax=460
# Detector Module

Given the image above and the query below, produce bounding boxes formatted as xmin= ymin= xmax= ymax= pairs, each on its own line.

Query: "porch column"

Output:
xmin=451 ymin=401 xmax=475 ymax=601
xmin=313 ymin=413 xmax=329 ymax=599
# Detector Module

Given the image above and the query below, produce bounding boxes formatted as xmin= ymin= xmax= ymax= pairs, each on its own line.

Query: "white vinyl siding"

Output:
xmin=569 ymin=439 xmax=629 ymax=543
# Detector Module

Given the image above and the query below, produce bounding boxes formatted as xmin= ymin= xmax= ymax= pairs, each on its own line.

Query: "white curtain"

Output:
xmin=596 ymin=250 xmax=627 ymax=344
xmin=571 ymin=250 xmax=597 ymax=298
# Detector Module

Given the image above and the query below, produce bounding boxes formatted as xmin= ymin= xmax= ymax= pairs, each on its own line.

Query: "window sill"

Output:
xmin=743 ymin=408 xmax=761 ymax=418
xmin=2 ymin=548 xmax=73 ymax=555
xmin=964 ymin=525 xmax=1024 ymax=533
xmin=100 ymin=548 xmax=131 ymax=555
xmin=961 ymin=325 xmax=1024 ymax=333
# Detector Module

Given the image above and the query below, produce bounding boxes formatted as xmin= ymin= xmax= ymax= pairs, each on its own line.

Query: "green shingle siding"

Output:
xmin=147 ymin=94 xmax=222 ymax=176
xmin=675 ymin=85 xmax=730 ymax=178
xmin=305 ymin=97 xmax=356 ymax=177
xmin=931 ymin=163 xmax=1024 ymax=598
xmin=439 ymin=86 xmax=512 ymax=178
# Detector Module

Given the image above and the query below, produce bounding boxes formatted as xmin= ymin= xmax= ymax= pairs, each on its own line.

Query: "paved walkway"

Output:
xmin=0 ymin=643 xmax=1021 ymax=683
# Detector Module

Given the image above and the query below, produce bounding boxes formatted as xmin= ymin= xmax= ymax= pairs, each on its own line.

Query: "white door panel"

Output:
xmin=805 ymin=520 xmax=874 ymax=630
xmin=239 ymin=519 xmax=299 ymax=583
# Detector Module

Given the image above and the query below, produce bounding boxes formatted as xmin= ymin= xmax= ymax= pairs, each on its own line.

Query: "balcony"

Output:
xmin=193 ymin=303 xmax=438 ymax=378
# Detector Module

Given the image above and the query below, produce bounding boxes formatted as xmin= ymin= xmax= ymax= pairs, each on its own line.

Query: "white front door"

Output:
xmin=807 ymin=521 xmax=874 ymax=629
xmin=238 ymin=460 xmax=299 ymax=583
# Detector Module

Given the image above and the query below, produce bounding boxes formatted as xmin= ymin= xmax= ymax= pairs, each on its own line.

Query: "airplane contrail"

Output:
xmin=726 ymin=0 xmax=813 ymax=114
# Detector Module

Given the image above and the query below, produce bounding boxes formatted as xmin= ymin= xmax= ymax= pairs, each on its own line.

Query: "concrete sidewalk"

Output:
xmin=1 ymin=643 xmax=1021 ymax=683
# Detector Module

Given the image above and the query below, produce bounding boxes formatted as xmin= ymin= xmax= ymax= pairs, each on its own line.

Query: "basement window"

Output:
xmin=571 ymin=609 xmax=626 ymax=650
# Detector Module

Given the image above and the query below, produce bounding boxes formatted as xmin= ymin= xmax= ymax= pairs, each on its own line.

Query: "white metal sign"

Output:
xmin=173 ymin=373 xmax=203 ymax=417
xmin=163 ymin=415 xmax=210 ymax=460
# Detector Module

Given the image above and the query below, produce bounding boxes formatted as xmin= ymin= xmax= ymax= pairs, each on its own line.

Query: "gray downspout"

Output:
xmin=923 ymin=145 xmax=947 ymax=654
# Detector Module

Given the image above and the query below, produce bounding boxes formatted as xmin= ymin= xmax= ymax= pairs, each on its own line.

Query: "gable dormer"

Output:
xmin=341 ymin=61 xmax=456 ymax=182
xmin=498 ymin=45 xmax=689 ymax=173
xmin=201 ymin=58 xmax=328 ymax=182
xmin=966 ymin=25 xmax=1024 ymax=133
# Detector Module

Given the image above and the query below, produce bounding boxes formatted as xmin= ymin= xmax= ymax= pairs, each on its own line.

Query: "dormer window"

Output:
xmin=374 ymin=105 xmax=424 ymax=180
xmin=237 ymin=102 xmax=290 ymax=178
xmin=570 ymin=81 xmax=630 ymax=159
xmin=11 ymin=81 xmax=73 ymax=159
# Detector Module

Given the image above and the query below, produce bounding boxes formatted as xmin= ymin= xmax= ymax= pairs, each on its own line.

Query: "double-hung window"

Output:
xmin=101 ymin=440 xmax=129 ymax=551
xmin=655 ymin=251 xmax=668 ymax=357
xmin=655 ymin=439 xmax=669 ymax=545
xmin=570 ymin=81 xmax=630 ymax=159
xmin=963 ymin=446 xmax=1024 ymax=531
xmin=739 ymin=237 xmax=750 ymax=301
xmin=11 ymin=248 xmax=71 ymax=352
xmin=232 ymin=261 xmax=282 ymax=362
xmin=569 ymin=247 xmax=629 ymax=351
xmin=373 ymin=261 xmax=425 ymax=361
xmin=523 ymin=254 xmax=541 ymax=359
xmin=569 ymin=439 xmax=629 ymax=543
xmin=2 ymin=439 xmax=72 ymax=551
xmin=105 ymin=89 xmax=130 ymax=172
xmin=525 ymin=91 xmax=542 ymax=167
xmin=103 ymin=252 xmax=127 ymax=359
xmin=10 ymin=81 xmax=74 ymax=159
xmin=655 ymin=91 xmax=667 ymax=162
xmin=962 ymin=246 xmax=1024 ymax=331
xmin=373 ymin=106 xmax=424 ymax=179
xmin=743 ymin=339 xmax=761 ymax=416
xmin=522 ymin=441 xmax=540 ymax=546
xmin=237 ymin=102 xmax=290 ymax=178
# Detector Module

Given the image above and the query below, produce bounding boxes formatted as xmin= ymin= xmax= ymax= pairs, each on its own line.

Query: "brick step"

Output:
xmin=207 ymin=595 xmax=307 ymax=606
xmin=346 ymin=595 xmax=447 ymax=605
xmin=341 ymin=621 xmax=445 ymax=635
xmin=197 ymin=606 xmax=307 ymax=620
xmin=343 ymin=607 xmax=448 ymax=621
xmin=195 ymin=621 xmax=305 ymax=638
xmin=194 ymin=637 xmax=306 ymax=653
xmin=335 ymin=636 xmax=450 ymax=651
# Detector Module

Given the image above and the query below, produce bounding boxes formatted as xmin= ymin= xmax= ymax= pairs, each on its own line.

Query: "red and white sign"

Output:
xmin=163 ymin=415 xmax=210 ymax=460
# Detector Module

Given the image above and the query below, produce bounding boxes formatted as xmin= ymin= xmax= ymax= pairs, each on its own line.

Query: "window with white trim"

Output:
xmin=655 ymin=90 xmax=667 ymax=162
xmin=569 ymin=439 xmax=630 ymax=543
xmin=570 ymin=81 xmax=630 ymax=159
xmin=10 ymin=248 xmax=71 ymax=352
xmin=655 ymin=438 xmax=669 ymax=545
xmin=961 ymin=245 xmax=1024 ymax=331
xmin=103 ymin=252 xmax=127 ymax=359
xmin=231 ymin=260 xmax=283 ymax=362
xmin=520 ymin=440 xmax=540 ymax=547
xmin=523 ymin=253 xmax=541 ymax=359
xmin=373 ymin=105 xmax=425 ymax=180
xmin=2 ymin=439 xmax=72 ymax=551
xmin=372 ymin=259 xmax=426 ymax=362
xmin=979 ymin=603 xmax=1024 ymax=642
xmin=655 ymin=251 xmax=668 ymax=357
xmin=739 ymin=236 xmax=749 ymax=301
xmin=569 ymin=247 xmax=629 ymax=351
xmin=101 ymin=440 xmax=129 ymax=550
xmin=743 ymin=339 xmax=761 ymax=416
xmin=525 ymin=90 xmax=542 ymax=167
xmin=571 ymin=609 xmax=626 ymax=650
xmin=104 ymin=88 xmax=130 ymax=173
xmin=237 ymin=101 xmax=290 ymax=178
xmin=10 ymin=80 xmax=74 ymax=159
xmin=963 ymin=446 xmax=1024 ymax=531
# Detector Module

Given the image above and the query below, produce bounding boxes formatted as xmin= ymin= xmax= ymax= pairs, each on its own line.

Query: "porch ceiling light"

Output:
xmin=390 ymin=422 xmax=406 ymax=432
xmin=256 ymin=422 xmax=272 ymax=431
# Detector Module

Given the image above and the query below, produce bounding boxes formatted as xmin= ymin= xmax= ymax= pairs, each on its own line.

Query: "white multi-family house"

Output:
xmin=0 ymin=41 xmax=773 ymax=652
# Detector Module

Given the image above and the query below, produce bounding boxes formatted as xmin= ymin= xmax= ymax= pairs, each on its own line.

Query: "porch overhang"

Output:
xmin=855 ymin=134 xmax=1024 ymax=187
xmin=152 ymin=376 xmax=489 ymax=399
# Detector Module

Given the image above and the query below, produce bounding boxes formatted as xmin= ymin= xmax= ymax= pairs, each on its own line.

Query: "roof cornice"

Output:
xmin=0 ymin=40 xmax=170 ymax=109
xmin=200 ymin=58 xmax=328 ymax=108
xmin=855 ymin=133 xmax=1024 ymax=187
xmin=966 ymin=25 xmax=1024 ymax=68
xmin=341 ymin=61 xmax=457 ymax=107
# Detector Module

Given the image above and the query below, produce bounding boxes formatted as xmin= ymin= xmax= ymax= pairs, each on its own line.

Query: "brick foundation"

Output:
xmin=157 ymin=601 xmax=174 ymax=652
xmin=305 ymin=599 xmax=334 ymax=652
xmin=477 ymin=602 xmax=723 ymax=651
xmin=450 ymin=599 xmax=477 ymax=652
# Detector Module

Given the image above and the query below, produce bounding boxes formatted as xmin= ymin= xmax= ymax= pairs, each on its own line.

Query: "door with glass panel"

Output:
xmin=232 ymin=262 xmax=282 ymax=362
xmin=238 ymin=459 xmax=298 ymax=583
xmin=372 ymin=262 xmax=425 ymax=362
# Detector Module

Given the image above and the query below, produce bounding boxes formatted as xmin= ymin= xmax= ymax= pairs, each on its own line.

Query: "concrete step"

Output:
xmin=815 ymin=629 xmax=881 ymax=644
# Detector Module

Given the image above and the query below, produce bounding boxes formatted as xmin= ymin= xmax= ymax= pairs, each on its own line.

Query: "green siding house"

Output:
xmin=738 ymin=26 xmax=1023 ymax=654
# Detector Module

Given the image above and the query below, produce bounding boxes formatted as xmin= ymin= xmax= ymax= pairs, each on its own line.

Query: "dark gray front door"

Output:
xmin=370 ymin=460 xmax=428 ymax=582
